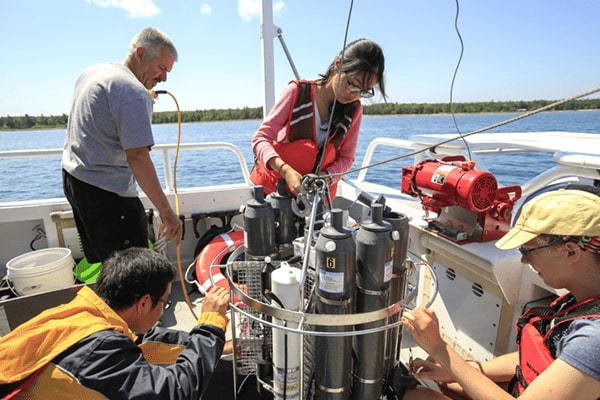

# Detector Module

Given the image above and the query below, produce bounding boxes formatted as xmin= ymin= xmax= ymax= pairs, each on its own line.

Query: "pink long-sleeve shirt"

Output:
xmin=251 ymin=80 xmax=362 ymax=184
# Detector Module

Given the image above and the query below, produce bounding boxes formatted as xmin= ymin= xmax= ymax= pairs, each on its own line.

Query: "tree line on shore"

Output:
xmin=2 ymin=99 xmax=599 ymax=131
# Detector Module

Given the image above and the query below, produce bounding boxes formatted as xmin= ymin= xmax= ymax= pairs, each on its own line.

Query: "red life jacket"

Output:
xmin=250 ymin=80 xmax=360 ymax=198
xmin=511 ymin=293 xmax=600 ymax=396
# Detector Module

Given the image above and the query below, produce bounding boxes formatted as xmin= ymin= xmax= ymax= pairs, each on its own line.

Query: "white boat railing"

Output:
xmin=0 ymin=142 xmax=253 ymax=194
xmin=354 ymin=133 xmax=600 ymax=201
xmin=0 ymin=148 xmax=64 ymax=159
xmin=152 ymin=142 xmax=253 ymax=190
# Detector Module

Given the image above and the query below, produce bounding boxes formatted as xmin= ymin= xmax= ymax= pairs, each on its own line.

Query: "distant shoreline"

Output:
xmin=2 ymin=99 xmax=599 ymax=131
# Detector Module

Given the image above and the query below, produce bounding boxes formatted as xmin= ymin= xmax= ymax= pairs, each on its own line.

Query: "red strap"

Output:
xmin=2 ymin=368 xmax=43 ymax=400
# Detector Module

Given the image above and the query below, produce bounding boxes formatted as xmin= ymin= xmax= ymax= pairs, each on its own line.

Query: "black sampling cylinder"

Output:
xmin=383 ymin=211 xmax=410 ymax=378
xmin=243 ymin=186 xmax=276 ymax=260
xmin=243 ymin=186 xmax=276 ymax=389
xmin=267 ymin=179 xmax=297 ymax=247
xmin=356 ymin=203 xmax=393 ymax=291
xmin=386 ymin=212 xmax=409 ymax=275
xmin=243 ymin=186 xmax=276 ymax=312
xmin=352 ymin=203 xmax=394 ymax=400
xmin=314 ymin=209 xmax=356 ymax=400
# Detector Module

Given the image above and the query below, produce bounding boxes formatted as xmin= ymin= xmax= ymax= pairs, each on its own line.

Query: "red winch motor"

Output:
xmin=401 ymin=155 xmax=521 ymax=242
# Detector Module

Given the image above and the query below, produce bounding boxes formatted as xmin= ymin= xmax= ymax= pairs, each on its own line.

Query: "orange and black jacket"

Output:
xmin=0 ymin=286 xmax=227 ymax=399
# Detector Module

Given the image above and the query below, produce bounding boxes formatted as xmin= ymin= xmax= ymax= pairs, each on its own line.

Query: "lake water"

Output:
xmin=1 ymin=111 xmax=599 ymax=202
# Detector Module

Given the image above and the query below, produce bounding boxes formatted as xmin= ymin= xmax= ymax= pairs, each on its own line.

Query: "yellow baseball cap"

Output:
xmin=495 ymin=188 xmax=600 ymax=250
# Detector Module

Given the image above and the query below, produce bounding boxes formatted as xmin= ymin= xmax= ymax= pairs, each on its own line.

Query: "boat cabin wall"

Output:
xmin=400 ymin=223 xmax=563 ymax=366
xmin=0 ymin=186 xmax=254 ymax=279
xmin=0 ymin=199 xmax=71 ymax=277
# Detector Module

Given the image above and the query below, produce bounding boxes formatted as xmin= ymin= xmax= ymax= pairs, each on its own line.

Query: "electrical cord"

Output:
xmin=151 ymin=89 xmax=198 ymax=320
xmin=448 ymin=0 xmax=473 ymax=161
xmin=323 ymin=1 xmax=600 ymax=186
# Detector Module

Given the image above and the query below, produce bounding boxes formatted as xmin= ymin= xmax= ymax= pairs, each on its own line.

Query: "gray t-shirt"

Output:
xmin=62 ymin=62 xmax=154 ymax=197
xmin=557 ymin=317 xmax=600 ymax=381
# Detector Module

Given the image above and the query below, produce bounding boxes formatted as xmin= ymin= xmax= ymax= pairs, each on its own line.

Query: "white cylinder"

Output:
xmin=270 ymin=262 xmax=301 ymax=399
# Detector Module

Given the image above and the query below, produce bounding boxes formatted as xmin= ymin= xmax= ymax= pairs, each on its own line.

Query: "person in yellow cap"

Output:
xmin=399 ymin=185 xmax=600 ymax=400
xmin=0 ymin=247 xmax=230 ymax=399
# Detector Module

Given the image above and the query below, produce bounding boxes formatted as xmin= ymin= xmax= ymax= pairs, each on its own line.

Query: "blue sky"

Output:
xmin=2 ymin=0 xmax=600 ymax=116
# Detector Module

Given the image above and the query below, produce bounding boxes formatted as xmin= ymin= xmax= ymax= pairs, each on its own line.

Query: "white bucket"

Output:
xmin=6 ymin=247 xmax=76 ymax=296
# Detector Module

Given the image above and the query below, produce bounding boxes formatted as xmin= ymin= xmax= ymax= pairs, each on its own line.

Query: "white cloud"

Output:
xmin=273 ymin=1 xmax=285 ymax=15
xmin=200 ymin=3 xmax=211 ymax=15
xmin=85 ymin=0 xmax=161 ymax=19
xmin=238 ymin=0 xmax=285 ymax=22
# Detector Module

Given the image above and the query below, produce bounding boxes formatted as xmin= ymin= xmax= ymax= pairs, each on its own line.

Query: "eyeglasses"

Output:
xmin=517 ymin=243 xmax=556 ymax=258
xmin=346 ymin=77 xmax=375 ymax=98
xmin=152 ymin=296 xmax=172 ymax=310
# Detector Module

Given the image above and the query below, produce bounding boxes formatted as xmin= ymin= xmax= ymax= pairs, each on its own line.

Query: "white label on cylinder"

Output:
xmin=318 ymin=268 xmax=345 ymax=293
xmin=274 ymin=367 xmax=299 ymax=399
xmin=271 ymin=262 xmax=301 ymax=399
xmin=384 ymin=259 xmax=393 ymax=282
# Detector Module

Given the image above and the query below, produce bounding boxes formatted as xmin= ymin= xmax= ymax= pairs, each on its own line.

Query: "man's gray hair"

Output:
xmin=127 ymin=27 xmax=178 ymax=62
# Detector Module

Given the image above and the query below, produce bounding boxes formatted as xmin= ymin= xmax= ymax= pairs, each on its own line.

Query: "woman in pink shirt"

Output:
xmin=251 ymin=38 xmax=386 ymax=199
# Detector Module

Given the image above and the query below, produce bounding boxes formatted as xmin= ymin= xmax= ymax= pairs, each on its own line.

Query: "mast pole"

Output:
xmin=260 ymin=0 xmax=276 ymax=118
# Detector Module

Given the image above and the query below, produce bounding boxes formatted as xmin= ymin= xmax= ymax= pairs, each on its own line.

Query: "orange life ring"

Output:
xmin=194 ymin=230 xmax=244 ymax=301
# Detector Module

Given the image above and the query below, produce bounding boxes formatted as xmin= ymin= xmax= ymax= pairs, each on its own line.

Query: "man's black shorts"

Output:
xmin=62 ymin=170 xmax=148 ymax=263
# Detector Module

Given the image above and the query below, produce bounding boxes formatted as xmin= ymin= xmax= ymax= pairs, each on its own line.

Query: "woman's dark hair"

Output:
xmin=319 ymin=38 xmax=387 ymax=100
xmin=95 ymin=247 xmax=176 ymax=310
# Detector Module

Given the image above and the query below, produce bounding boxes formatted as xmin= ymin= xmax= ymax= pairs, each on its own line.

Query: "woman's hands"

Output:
xmin=270 ymin=157 xmax=333 ymax=197
xmin=410 ymin=358 xmax=454 ymax=383
xmin=279 ymin=163 xmax=303 ymax=196
xmin=401 ymin=308 xmax=446 ymax=358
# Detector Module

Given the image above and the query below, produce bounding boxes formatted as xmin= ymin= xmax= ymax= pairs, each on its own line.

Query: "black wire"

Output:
xmin=264 ymin=289 xmax=285 ymax=308
xmin=283 ymin=329 xmax=288 ymax=399
xmin=315 ymin=0 xmax=354 ymax=176
xmin=324 ymin=0 xmax=600 ymax=183
xmin=449 ymin=0 xmax=473 ymax=161
xmin=236 ymin=374 xmax=252 ymax=396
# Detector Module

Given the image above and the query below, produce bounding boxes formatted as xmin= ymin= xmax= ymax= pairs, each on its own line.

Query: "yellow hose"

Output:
xmin=153 ymin=90 xmax=198 ymax=320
